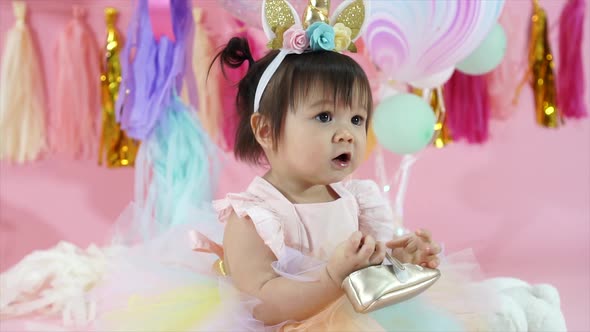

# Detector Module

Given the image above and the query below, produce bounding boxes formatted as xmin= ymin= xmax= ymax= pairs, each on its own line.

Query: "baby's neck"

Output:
xmin=262 ymin=171 xmax=339 ymax=204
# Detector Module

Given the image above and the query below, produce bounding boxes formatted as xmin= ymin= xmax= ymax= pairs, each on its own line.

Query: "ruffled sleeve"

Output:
xmin=213 ymin=192 xmax=325 ymax=282
xmin=344 ymin=179 xmax=395 ymax=242
xmin=213 ymin=192 xmax=286 ymax=261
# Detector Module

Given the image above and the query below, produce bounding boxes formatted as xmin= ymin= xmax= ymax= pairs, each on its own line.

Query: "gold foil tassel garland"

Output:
xmin=430 ymin=87 xmax=452 ymax=148
xmin=98 ymin=8 xmax=139 ymax=167
xmin=529 ymin=0 xmax=560 ymax=127
xmin=515 ymin=0 xmax=561 ymax=128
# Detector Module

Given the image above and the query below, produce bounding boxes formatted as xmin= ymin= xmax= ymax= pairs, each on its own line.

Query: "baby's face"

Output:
xmin=274 ymin=91 xmax=368 ymax=185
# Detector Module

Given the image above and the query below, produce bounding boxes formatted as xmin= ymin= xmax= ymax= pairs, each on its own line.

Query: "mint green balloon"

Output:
xmin=373 ymin=94 xmax=436 ymax=155
xmin=457 ymin=24 xmax=507 ymax=75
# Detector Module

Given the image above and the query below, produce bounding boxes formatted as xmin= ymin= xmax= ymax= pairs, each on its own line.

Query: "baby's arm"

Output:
xmin=223 ymin=211 xmax=381 ymax=325
xmin=223 ymin=211 xmax=341 ymax=325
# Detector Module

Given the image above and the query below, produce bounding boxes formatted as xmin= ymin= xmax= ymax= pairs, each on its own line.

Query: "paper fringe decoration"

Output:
xmin=429 ymin=87 xmax=452 ymax=149
xmin=558 ymin=0 xmax=587 ymax=119
xmin=191 ymin=7 xmax=224 ymax=147
xmin=110 ymin=0 xmax=219 ymax=241
xmin=220 ymin=22 xmax=267 ymax=151
xmin=98 ymin=8 xmax=140 ymax=167
xmin=115 ymin=0 xmax=191 ymax=141
xmin=0 ymin=1 xmax=46 ymax=163
xmin=488 ymin=1 xmax=528 ymax=120
xmin=515 ymin=0 xmax=561 ymax=128
xmin=132 ymin=97 xmax=219 ymax=241
xmin=444 ymin=71 xmax=490 ymax=144
xmin=51 ymin=6 xmax=101 ymax=159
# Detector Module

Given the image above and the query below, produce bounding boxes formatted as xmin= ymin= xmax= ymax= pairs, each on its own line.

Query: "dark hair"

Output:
xmin=212 ymin=37 xmax=373 ymax=165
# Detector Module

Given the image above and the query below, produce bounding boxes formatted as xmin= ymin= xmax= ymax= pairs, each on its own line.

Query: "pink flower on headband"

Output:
xmin=283 ymin=25 xmax=309 ymax=54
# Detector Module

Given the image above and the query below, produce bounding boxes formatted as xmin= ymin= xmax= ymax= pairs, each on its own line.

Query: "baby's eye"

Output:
xmin=351 ymin=115 xmax=364 ymax=126
xmin=315 ymin=112 xmax=332 ymax=123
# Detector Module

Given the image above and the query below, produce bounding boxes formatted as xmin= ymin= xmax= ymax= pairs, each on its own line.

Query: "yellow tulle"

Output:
xmin=0 ymin=1 xmax=46 ymax=163
xmin=100 ymin=285 xmax=222 ymax=332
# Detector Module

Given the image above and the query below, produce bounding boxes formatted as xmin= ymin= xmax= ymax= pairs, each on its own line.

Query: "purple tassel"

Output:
xmin=444 ymin=71 xmax=490 ymax=144
xmin=558 ymin=0 xmax=587 ymax=119
xmin=116 ymin=0 xmax=192 ymax=141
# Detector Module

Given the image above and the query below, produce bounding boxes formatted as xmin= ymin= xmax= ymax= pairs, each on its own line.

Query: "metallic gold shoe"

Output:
xmin=342 ymin=252 xmax=440 ymax=313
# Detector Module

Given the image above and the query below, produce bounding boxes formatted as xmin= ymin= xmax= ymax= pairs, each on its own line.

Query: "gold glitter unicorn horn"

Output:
xmin=303 ymin=0 xmax=330 ymax=29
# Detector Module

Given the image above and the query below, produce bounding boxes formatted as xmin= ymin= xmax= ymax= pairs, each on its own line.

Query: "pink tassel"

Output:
xmin=219 ymin=68 xmax=241 ymax=151
xmin=51 ymin=6 xmax=101 ymax=159
xmin=558 ymin=0 xmax=587 ymax=119
xmin=487 ymin=0 xmax=528 ymax=120
xmin=0 ymin=1 xmax=46 ymax=163
xmin=190 ymin=7 xmax=224 ymax=147
xmin=444 ymin=71 xmax=490 ymax=144
xmin=219 ymin=25 xmax=247 ymax=152
xmin=220 ymin=21 xmax=267 ymax=151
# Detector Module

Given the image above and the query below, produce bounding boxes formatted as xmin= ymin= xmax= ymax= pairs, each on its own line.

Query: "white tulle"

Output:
xmin=0 ymin=242 xmax=122 ymax=326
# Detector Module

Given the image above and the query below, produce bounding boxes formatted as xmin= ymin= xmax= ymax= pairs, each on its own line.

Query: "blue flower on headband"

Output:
xmin=306 ymin=22 xmax=335 ymax=51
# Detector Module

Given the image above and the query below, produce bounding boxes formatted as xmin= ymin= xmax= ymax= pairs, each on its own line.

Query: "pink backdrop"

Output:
xmin=1 ymin=0 xmax=589 ymax=331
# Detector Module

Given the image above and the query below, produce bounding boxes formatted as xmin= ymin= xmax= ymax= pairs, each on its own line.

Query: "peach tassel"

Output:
xmin=191 ymin=7 xmax=223 ymax=147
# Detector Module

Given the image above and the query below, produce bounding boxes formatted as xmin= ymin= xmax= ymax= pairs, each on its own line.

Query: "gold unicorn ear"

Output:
xmin=262 ymin=0 xmax=301 ymax=49
xmin=330 ymin=0 xmax=366 ymax=42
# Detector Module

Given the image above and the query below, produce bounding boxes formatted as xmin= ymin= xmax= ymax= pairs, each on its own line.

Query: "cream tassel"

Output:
xmin=0 ymin=1 xmax=47 ymax=163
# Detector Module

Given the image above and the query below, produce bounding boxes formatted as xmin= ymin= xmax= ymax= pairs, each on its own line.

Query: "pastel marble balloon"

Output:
xmin=363 ymin=0 xmax=505 ymax=83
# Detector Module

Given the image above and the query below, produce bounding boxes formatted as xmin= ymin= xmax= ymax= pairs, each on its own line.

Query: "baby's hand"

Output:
xmin=326 ymin=231 xmax=386 ymax=286
xmin=386 ymin=229 xmax=441 ymax=269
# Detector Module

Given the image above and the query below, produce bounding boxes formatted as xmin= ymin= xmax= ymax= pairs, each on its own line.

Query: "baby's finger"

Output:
xmin=405 ymin=236 xmax=419 ymax=254
xmin=426 ymin=256 xmax=440 ymax=269
xmin=385 ymin=236 xmax=409 ymax=249
xmin=428 ymin=243 xmax=442 ymax=255
xmin=359 ymin=235 xmax=376 ymax=258
xmin=348 ymin=231 xmax=363 ymax=251
xmin=416 ymin=229 xmax=432 ymax=242
xmin=369 ymin=242 xmax=386 ymax=265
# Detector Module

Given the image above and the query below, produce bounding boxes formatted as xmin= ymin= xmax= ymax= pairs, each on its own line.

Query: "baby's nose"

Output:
xmin=333 ymin=129 xmax=354 ymax=143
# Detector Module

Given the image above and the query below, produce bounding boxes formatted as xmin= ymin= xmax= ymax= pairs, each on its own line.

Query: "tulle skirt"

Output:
xmin=86 ymin=206 xmax=494 ymax=332
xmin=1 ymin=202 xmax=499 ymax=331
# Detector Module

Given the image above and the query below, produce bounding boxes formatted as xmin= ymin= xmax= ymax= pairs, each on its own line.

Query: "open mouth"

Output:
xmin=332 ymin=153 xmax=351 ymax=168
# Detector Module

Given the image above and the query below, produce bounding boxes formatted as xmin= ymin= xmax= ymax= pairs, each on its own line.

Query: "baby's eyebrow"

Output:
xmin=309 ymin=99 xmax=333 ymax=108
xmin=305 ymin=99 xmax=368 ymax=115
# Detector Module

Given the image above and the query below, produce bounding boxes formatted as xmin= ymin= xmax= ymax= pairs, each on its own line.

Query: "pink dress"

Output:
xmin=1 ymin=177 xmax=492 ymax=331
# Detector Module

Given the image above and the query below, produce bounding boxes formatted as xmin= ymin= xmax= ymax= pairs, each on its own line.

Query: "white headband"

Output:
xmin=254 ymin=49 xmax=292 ymax=113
